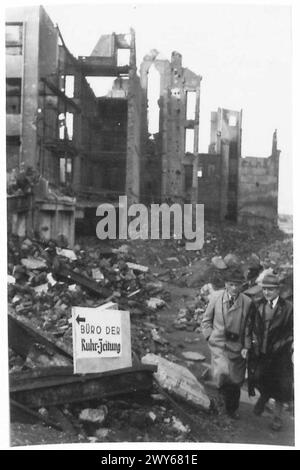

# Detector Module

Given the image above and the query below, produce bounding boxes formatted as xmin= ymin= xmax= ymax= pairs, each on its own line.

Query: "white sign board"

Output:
xmin=72 ymin=305 xmax=132 ymax=374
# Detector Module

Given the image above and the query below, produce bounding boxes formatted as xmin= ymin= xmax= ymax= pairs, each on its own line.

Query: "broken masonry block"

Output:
xmin=126 ymin=262 xmax=149 ymax=273
xmin=211 ymin=256 xmax=227 ymax=270
xmin=79 ymin=406 xmax=108 ymax=425
xmin=21 ymin=257 xmax=47 ymax=270
xmin=141 ymin=353 xmax=211 ymax=411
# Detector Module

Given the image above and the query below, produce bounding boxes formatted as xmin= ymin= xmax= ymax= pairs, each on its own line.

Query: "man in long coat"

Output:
xmin=247 ymin=273 xmax=293 ymax=431
xmin=202 ymin=268 xmax=254 ymax=418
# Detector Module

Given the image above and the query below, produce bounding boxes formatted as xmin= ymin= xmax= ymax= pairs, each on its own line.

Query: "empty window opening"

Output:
xmin=66 ymin=113 xmax=73 ymax=140
xmin=59 ymin=113 xmax=65 ymax=140
xmin=65 ymin=75 xmax=74 ymax=98
xmin=147 ymin=64 xmax=160 ymax=135
xmin=6 ymin=78 xmax=21 ymax=114
xmin=6 ymin=136 xmax=20 ymax=171
xmin=186 ymin=91 xmax=196 ymax=120
xmin=117 ymin=48 xmax=130 ymax=67
xmin=106 ymin=77 xmax=128 ymax=98
xmin=185 ymin=129 xmax=194 ymax=154
xmin=85 ymin=76 xmax=117 ymax=97
xmin=229 ymin=115 xmax=237 ymax=127
xmin=60 ymin=156 xmax=72 ymax=184
xmin=185 ymin=165 xmax=193 ymax=191
xmin=6 ymin=23 xmax=23 ymax=55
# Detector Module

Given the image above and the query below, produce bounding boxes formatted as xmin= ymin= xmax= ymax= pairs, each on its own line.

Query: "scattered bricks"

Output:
xmin=91 ymin=268 xmax=104 ymax=281
xmin=79 ymin=406 xmax=108 ymax=425
xmin=151 ymin=329 xmax=169 ymax=345
xmin=15 ymin=301 xmax=33 ymax=314
xmin=151 ymin=394 xmax=166 ymax=402
xmin=13 ymin=265 xmax=28 ymax=282
xmin=8 ymin=275 xmax=16 ymax=285
xmin=115 ymin=245 xmax=130 ymax=254
xmin=34 ymin=284 xmax=49 ymax=295
xmin=223 ymin=253 xmax=240 ymax=267
xmin=171 ymin=416 xmax=190 ymax=434
xmin=95 ymin=428 xmax=110 ymax=440
xmin=211 ymin=256 xmax=227 ymax=270
xmin=56 ymin=248 xmax=77 ymax=261
xmin=21 ymin=257 xmax=47 ymax=270
xmin=25 ymin=344 xmax=71 ymax=368
xmin=126 ymin=262 xmax=149 ymax=273
xmin=146 ymin=298 xmax=166 ymax=309
xmin=47 ymin=273 xmax=57 ymax=286
xmin=38 ymin=407 xmax=49 ymax=418
xmin=147 ymin=412 xmax=157 ymax=423
xmin=12 ymin=295 xmax=21 ymax=305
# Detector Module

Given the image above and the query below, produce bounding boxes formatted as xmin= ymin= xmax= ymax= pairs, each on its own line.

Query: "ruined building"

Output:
xmin=140 ymin=49 xmax=201 ymax=205
xmin=6 ymin=6 xmax=280 ymax=244
xmin=187 ymin=108 xmax=279 ymax=226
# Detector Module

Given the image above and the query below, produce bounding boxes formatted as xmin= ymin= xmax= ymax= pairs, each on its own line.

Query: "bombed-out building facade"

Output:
xmin=6 ymin=6 xmax=280 ymax=244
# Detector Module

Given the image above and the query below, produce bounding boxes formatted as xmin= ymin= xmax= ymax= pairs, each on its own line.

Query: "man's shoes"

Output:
xmin=227 ymin=410 xmax=240 ymax=420
xmin=253 ymin=397 xmax=267 ymax=416
xmin=270 ymin=416 xmax=283 ymax=432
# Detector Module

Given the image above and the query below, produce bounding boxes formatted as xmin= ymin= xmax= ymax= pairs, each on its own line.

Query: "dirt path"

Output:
xmin=156 ymin=282 xmax=294 ymax=447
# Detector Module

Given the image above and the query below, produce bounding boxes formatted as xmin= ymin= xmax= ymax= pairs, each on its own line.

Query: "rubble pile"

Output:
xmin=7 ymin=235 xmax=172 ymax=370
xmin=7 ymin=166 xmax=39 ymax=196
xmin=173 ymin=299 xmax=206 ymax=332
xmin=7 ymin=221 xmax=293 ymax=444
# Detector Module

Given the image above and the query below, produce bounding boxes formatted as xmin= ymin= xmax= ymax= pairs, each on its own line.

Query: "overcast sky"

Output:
xmin=6 ymin=1 xmax=294 ymax=213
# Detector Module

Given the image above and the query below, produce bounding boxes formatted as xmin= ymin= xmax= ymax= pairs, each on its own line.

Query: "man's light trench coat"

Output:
xmin=202 ymin=290 xmax=253 ymax=387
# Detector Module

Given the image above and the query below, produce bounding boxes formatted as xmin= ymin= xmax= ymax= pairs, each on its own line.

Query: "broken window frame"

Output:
xmin=58 ymin=112 xmax=73 ymax=141
xmin=59 ymin=154 xmax=73 ymax=184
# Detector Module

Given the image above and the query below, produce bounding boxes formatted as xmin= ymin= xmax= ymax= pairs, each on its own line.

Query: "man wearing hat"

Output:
xmin=202 ymin=267 xmax=255 ymax=419
xmin=247 ymin=273 xmax=293 ymax=431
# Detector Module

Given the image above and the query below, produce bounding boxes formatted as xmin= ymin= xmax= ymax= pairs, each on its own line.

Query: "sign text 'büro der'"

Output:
xmin=72 ymin=305 xmax=132 ymax=374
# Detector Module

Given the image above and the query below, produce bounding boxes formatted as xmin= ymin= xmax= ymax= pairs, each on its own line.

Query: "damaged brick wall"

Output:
xmin=126 ymin=73 xmax=142 ymax=204
xmin=75 ymin=29 xmax=141 ymax=205
xmin=6 ymin=7 xmax=281 ymax=235
xmin=38 ymin=7 xmax=60 ymax=183
xmin=93 ymin=96 xmax=128 ymax=193
xmin=197 ymin=108 xmax=242 ymax=222
xmin=238 ymin=139 xmax=280 ymax=227
xmin=140 ymin=50 xmax=201 ymax=204
xmin=197 ymin=153 xmax=222 ymax=221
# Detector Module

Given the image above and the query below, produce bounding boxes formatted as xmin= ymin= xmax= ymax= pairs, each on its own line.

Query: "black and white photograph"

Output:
xmin=1 ymin=0 xmax=297 ymax=450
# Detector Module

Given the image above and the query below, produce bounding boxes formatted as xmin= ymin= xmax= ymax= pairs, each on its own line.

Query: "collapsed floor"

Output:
xmin=7 ymin=221 xmax=294 ymax=446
